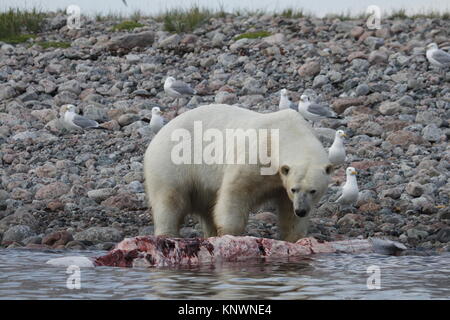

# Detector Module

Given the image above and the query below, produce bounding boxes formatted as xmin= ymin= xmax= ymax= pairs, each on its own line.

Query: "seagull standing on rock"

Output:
xmin=328 ymin=130 xmax=347 ymax=166
xmin=61 ymin=104 xmax=106 ymax=131
xmin=149 ymin=107 xmax=165 ymax=134
xmin=164 ymin=76 xmax=196 ymax=107
xmin=298 ymin=94 xmax=339 ymax=126
xmin=426 ymin=43 xmax=450 ymax=73
xmin=335 ymin=167 xmax=359 ymax=209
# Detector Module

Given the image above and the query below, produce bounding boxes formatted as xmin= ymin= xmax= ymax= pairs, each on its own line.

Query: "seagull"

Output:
xmin=328 ymin=130 xmax=347 ymax=166
xmin=426 ymin=43 xmax=450 ymax=73
xmin=149 ymin=107 xmax=165 ymax=134
xmin=61 ymin=104 xmax=106 ymax=131
xmin=335 ymin=167 xmax=359 ymax=208
xmin=298 ymin=94 xmax=339 ymax=126
xmin=164 ymin=77 xmax=196 ymax=106
xmin=279 ymin=89 xmax=296 ymax=110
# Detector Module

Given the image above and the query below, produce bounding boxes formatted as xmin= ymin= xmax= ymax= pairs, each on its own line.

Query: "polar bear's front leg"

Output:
xmin=152 ymin=191 xmax=188 ymax=237
xmin=213 ymin=187 xmax=251 ymax=236
xmin=277 ymin=192 xmax=309 ymax=242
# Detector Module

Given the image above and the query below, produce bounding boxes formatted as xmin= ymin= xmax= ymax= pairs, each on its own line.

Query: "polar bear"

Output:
xmin=144 ymin=104 xmax=333 ymax=242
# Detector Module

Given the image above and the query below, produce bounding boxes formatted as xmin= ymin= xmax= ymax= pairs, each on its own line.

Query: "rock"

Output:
xmin=364 ymin=37 xmax=384 ymax=49
xmin=22 ymin=236 xmax=42 ymax=245
xmin=104 ymin=31 xmax=155 ymax=51
xmin=58 ymin=80 xmax=82 ymax=95
xmin=312 ymin=75 xmax=329 ymax=88
xmin=0 ymin=209 xmax=38 ymax=234
xmin=380 ymin=187 xmax=403 ymax=200
xmin=101 ymin=192 xmax=140 ymax=210
xmin=158 ymin=34 xmax=181 ymax=49
xmin=74 ymin=227 xmax=123 ymax=244
xmin=180 ymin=227 xmax=202 ymax=238
xmin=405 ymin=182 xmax=424 ymax=197
xmin=30 ymin=109 xmax=58 ymax=123
xmin=42 ymin=231 xmax=74 ymax=247
xmin=230 ymin=38 xmax=253 ymax=52
xmin=65 ymin=240 xmax=87 ymax=250
xmin=0 ymin=85 xmax=17 ymax=100
xmin=35 ymin=182 xmax=70 ymax=200
xmin=355 ymin=83 xmax=369 ymax=96
xmin=332 ymin=97 xmax=365 ymax=114
xmin=83 ymin=105 xmax=108 ymax=122
xmin=422 ymin=124 xmax=441 ymax=142
xmin=436 ymin=228 xmax=450 ymax=243
xmin=415 ymin=111 xmax=442 ymax=127
xmin=11 ymin=131 xmax=58 ymax=144
xmin=386 ymin=131 xmax=424 ymax=147
xmin=337 ymin=214 xmax=360 ymax=227
xmin=215 ymin=92 xmax=237 ymax=104
xmin=211 ymin=32 xmax=225 ymax=47
xmin=264 ymin=33 xmax=285 ymax=44
xmin=2 ymin=225 xmax=35 ymax=243
xmin=407 ymin=228 xmax=428 ymax=240
xmin=350 ymin=26 xmax=364 ymax=39
xmin=252 ymin=212 xmax=278 ymax=225
xmin=298 ymin=61 xmax=320 ymax=77
xmin=368 ymin=50 xmax=388 ymax=64
xmin=87 ymin=188 xmax=115 ymax=203
xmin=139 ymin=226 xmax=154 ymax=236
xmin=379 ymin=101 xmax=401 ymax=115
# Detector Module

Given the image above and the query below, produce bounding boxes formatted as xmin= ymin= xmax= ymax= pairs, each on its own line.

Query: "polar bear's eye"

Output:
xmin=310 ymin=190 xmax=316 ymax=194
xmin=280 ymin=165 xmax=290 ymax=175
xmin=291 ymin=188 xmax=299 ymax=193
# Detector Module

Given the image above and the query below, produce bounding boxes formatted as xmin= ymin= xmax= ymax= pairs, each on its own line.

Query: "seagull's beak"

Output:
xmin=342 ymin=133 xmax=348 ymax=138
xmin=351 ymin=170 xmax=357 ymax=175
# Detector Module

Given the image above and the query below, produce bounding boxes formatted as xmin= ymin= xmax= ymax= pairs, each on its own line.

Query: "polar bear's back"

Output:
xmin=144 ymin=104 xmax=327 ymax=192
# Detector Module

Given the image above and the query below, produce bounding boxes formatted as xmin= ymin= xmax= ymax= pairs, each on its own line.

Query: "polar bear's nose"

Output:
xmin=295 ymin=209 xmax=307 ymax=217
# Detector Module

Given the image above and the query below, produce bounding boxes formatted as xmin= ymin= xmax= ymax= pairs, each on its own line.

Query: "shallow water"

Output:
xmin=0 ymin=249 xmax=449 ymax=299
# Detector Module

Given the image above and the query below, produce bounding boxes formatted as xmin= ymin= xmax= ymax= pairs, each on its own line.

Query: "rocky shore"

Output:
xmin=0 ymin=13 xmax=449 ymax=253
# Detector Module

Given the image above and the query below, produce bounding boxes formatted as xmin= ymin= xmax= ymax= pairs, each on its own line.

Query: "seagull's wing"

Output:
xmin=72 ymin=114 xmax=99 ymax=128
xmin=171 ymin=80 xmax=195 ymax=95
xmin=432 ymin=50 xmax=450 ymax=65
xmin=307 ymin=103 xmax=337 ymax=118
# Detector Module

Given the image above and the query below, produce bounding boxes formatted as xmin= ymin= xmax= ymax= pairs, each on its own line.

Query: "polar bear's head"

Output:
xmin=279 ymin=163 xmax=333 ymax=217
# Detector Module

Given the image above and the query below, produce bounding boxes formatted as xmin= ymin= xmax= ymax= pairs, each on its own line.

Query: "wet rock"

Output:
xmin=2 ymin=225 xmax=35 ymax=243
xmin=0 ymin=209 xmax=38 ymax=234
xmin=42 ymin=231 xmax=74 ymax=247
xmin=65 ymin=240 xmax=87 ymax=250
xmin=436 ymin=228 xmax=450 ymax=243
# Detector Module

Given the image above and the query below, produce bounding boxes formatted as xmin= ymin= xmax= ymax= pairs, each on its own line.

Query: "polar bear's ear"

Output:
xmin=325 ymin=164 xmax=334 ymax=175
xmin=280 ymin=165 xmax=290 ymax=176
